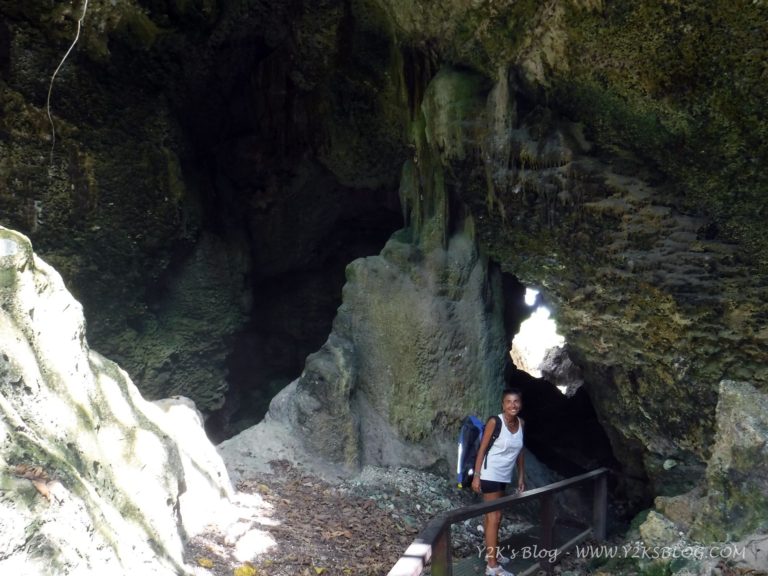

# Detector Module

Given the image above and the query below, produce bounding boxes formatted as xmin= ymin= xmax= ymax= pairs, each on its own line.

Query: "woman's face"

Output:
xmin=502 ymin=393 xmax=522 ymax=418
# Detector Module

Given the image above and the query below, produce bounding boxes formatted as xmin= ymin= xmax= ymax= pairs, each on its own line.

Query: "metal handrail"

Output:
xmin=388 ymin=467 xmax=609 ymax=576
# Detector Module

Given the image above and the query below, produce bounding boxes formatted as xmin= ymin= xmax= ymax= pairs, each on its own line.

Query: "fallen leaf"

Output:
xmin=233 ymin=563 xmax=257 ymax=576
xmin=12 ymin=465 xmax=53 ymax=501
xmin=257 ymin=484 xmax=270 ymax=494
xmin=196 ymin=557 xmax=214 ymax=568
xmin=313 ymin=567 xmax=326 ymax=575
xmin=13 ymin=464 xmax=49 ymax=481
xmin=31 ymin=480 xmax=51 ymax=501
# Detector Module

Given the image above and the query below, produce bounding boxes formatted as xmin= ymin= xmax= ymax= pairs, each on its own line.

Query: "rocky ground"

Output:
xmin=183 ymin=460 xmax=538 ymax=576
xmin=182 ymin=461 xmax=755 ymax=576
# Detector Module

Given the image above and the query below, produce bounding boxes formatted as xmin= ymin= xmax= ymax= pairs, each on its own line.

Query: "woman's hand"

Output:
xmin=471 ymin=476 xmax=481 ymax=494
xmin=517 ymin=478 xmax=525 ymax=493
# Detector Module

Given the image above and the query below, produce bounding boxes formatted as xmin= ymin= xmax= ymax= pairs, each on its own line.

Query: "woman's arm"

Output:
xmin=470 ymin=418 xmax=497 ymax=493
xmin=517 ymin=417 xmax=526 ymax=492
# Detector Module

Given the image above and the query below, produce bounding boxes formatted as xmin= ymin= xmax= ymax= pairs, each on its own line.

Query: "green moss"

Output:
xmin=421 ymin=67 xmax=489 ymax=160
xmin=588 ymin=552 xmax=637 ymax=573
xmin=641 ymin=561 xmax=673 ymax=576
xmin=629 ymin=508 xmax=652 ymax=532
xmin=73 ymin=402 xmax=96 ymax=433
xmin=115 ymin=7 xmax=161 ymax=51
xmin=0 ymin=267 xmax=16 ymax=288
xmin=554 ymin=0 xmax=768 ymax=270
xmin=697 ymin=471 xmax=768 ymax=541
xmin=0 ymin=229 xmax=32 ymax=288
xmin=449 ymin=0 xmax=540 ymax=76
xmin=550 ymin=79 xmax=690 ymax=166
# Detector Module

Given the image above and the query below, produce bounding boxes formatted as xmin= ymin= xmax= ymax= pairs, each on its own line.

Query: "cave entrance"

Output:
xmin=205 ymin=189 xmax=404 ymax=443
xmin=505 ymin=280 xmax=616 ymax=481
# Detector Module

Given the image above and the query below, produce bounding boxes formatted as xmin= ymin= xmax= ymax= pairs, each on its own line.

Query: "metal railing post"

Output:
xmin=592 ymin=471 xmax=608 ymax=541
xmin=431 ymin=526 xmax=453 ymax=576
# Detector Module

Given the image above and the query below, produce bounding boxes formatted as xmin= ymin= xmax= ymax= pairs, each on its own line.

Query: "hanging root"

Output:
xmin=47 ymin=0 xmax=90 ymax=165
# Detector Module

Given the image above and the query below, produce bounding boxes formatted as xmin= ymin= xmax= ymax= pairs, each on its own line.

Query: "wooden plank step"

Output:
xmin=451 ymin=522 xmax=588 ymax=576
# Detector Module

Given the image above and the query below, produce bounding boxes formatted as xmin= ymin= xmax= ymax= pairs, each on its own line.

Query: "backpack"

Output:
xmin=456 ymin=415 xmax=502 ymax=489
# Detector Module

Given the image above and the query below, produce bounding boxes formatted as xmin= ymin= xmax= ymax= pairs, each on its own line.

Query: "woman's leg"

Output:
xmin=482 ymin=491 xmax=503 ymax=567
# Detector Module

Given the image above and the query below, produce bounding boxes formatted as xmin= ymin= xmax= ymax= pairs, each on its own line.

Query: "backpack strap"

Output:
xmin=483 ymin=415 xmax=502 ymax=469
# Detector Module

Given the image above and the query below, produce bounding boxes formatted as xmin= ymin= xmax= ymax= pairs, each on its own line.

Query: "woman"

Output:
xmin=471 ymin=388 xmax=526 ymax=576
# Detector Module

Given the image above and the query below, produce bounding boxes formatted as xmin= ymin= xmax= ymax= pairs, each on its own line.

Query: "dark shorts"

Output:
xmin=480 ymin=479 xmax=507 ymax=494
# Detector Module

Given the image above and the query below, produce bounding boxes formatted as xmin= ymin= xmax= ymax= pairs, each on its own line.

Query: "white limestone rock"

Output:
xmin=0 ymin=226 xmax=233 ymax=575
xmin=217 ymin=381 xmax=348 ymax=484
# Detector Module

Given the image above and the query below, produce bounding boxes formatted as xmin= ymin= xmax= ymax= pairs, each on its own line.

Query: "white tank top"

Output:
xmin=479 ymin=414 xmax=523 ymax=483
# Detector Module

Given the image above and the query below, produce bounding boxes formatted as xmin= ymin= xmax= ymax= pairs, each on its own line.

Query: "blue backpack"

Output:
xmin=456 ymin=415 xmax=502 ymax=489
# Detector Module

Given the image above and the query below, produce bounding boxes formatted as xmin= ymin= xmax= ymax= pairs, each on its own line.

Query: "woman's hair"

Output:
xmin=502 ymin=387 xmax=522 ymax=400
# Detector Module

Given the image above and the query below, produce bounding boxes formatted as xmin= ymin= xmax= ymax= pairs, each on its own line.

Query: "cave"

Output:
xmin=2 ymin=1 xmax=768 ymax=571
xmin=0 ymin=0 xmax=710 ymax=496
xmin=501 ymin=276 xmax=624 ymax=501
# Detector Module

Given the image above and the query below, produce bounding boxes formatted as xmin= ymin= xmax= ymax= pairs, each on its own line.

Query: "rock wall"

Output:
xmin=291 ymin=229 xmax=508 ymax=469
xmin=256 ymin=61 xmax=513 ymax=471
xmin=0 ymin=0 xmax=407 ymax=417
xmin=0 ymin=226 xmax=233 ymax=574
xmin=692 ymin=381 xmax=768 ymax=541
xmin=464 ymin=63 xmax=768 ymax=514
xmin=222 ymin=64 xmax=502 ymax=475
xmin=377 ymin=46 xmax=768 ymax=524
xmin=0 ymin=0 xmax=253 ymax=412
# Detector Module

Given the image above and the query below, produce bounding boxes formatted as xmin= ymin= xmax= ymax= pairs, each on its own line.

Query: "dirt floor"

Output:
xmin=184 ymin=460 xmax=429 ymax=576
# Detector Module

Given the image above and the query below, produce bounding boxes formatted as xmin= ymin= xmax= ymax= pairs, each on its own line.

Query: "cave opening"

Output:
xmin=160 ymin=1 xmax=409 ymax=443
xmin=512 ymin=287 xmax=566 ymax=385
xmin=503 ymin=276 xmax=618 ymax=484
xmin=204 ymin=189 xmax=404 ymax=443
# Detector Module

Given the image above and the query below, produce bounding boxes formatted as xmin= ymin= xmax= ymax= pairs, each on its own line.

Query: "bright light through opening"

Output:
xmin=524 ymin=288 xmax=538 ymax=306
xmin=512 ymin=289 xmax=565 ymax=383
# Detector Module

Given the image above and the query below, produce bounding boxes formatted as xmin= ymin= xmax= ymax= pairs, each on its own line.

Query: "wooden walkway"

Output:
xmin=452 ymin=522 xmax=587 ymax=576
xmin=388 ymin=468 xmax=608 ymax=576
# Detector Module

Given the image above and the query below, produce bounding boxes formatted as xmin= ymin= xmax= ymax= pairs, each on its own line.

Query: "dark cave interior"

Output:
xmin=138 ymin=3 xmax=624 ymax=502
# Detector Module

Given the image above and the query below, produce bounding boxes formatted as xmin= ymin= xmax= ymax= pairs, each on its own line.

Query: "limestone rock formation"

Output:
xmin=238 ymin=62 xmax=512 ymax=471
xmin=223 ymin=226 xmax=510 ymax=476
xmin=406 ymin=58 xmax=768 ymax=514
xmin=638 ymin=511 xmax=680 ymax=549
xmin=290 ymin=230 xmax=508 ymax=469
xmin=539 ymin=347 xmax=584 ymax=397
xmin=692 ymin=380 xmax=768 ymax=541
xmin=0 ymin=226 xmax=233 ymax=574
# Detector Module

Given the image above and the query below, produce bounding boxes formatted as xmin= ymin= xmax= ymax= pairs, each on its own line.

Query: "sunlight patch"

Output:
xmin=511 ymin=289 xmax=565 ymax=379
xmin=234 ymin=529 xmax=277 ymax=562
